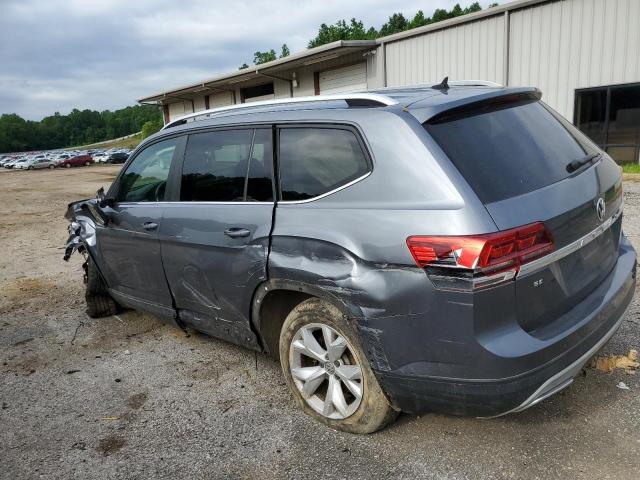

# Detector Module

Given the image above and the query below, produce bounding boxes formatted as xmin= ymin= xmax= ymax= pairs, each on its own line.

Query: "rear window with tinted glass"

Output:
xmin=424 ymin=99 xmax=598 ymax=204
xmin=279 ymin=128 xmax=369 ymax=201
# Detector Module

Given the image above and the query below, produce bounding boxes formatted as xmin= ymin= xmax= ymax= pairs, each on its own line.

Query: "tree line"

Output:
xmin=0 ymin=105 xmax=162 ymax=153
xmin=244 ymin=2 xmax=496 ymax=68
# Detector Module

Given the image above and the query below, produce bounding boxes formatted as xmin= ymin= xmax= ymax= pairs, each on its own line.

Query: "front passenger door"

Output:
xmin=99 ymin=137 xmax=181 ymax=319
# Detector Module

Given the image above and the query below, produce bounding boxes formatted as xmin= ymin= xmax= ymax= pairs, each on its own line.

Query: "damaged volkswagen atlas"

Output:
xmin=64 ymin=81 xmax=636 ymax=433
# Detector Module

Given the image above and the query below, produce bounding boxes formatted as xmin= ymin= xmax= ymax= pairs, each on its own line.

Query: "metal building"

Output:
xmin=139 ymin=0 xmax=640 ymax=164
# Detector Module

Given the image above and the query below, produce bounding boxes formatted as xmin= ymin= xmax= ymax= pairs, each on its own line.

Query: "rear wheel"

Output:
xmin=279 ymin=298 xmax=397 ymax=434
xmin=65 ymin=163 xmax=71 ymax=168
xmin=85 ymin=161 xmax=91 ymax=166
xmin=85 ymin=257 xmax=117 ymax=318
xmin=49 ymin=165 xmax=54 ymax=169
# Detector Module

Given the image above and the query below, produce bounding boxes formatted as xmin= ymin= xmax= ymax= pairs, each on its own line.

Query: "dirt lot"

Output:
xmin=1 ymin=165 xmax=639 ymax=479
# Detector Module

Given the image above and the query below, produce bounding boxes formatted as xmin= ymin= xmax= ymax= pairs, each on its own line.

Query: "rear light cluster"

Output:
xmin=407 ymin=223 xmax=554 ymax=290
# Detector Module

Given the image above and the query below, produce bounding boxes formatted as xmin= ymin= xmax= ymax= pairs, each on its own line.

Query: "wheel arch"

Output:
xmin=251 ymin=279 xmax=366 ymax=359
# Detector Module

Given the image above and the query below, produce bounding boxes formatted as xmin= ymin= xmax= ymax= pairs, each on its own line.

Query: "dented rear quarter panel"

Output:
xmin=267 ymin=109 xmax=498 ymax=373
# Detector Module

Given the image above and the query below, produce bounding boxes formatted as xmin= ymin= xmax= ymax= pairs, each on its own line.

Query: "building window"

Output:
xmin=241 ymin=83 xmax=274 ymax=103
xmin=575 ymin=83 xmax=640 ymax=164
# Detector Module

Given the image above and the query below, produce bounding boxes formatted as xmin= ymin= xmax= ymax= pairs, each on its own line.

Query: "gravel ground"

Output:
xmin=0 ymin=166 xmax=639 ymax=480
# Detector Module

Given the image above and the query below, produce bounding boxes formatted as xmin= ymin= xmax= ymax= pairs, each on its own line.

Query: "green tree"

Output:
xmin=280 ymin=44 xmax=290 ymax=58
xmin=0 ymin=104 xmax=162 ymax=152
xmin=253 ymin=49 xmax=277 ymax=65
xmin=463 ymin=2 xmax=483 ymax=14
xmin=308 ymin=18 xmax=377 ymax=48
xmin=408 ymin=10 xmax=429 ymax=29
xmin=379 ymin=13 xmax=409 ymax=37
xmin=141 ymin=119 xmax=163 ymax=139
xmin=239 ymin=63 xmax=249 ymax=70
xmin=306 ymin=2 xmax=492 ymax=48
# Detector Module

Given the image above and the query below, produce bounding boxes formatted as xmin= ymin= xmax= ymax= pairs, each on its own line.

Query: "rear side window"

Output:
xmin=278 ymin=128 xmax=369 ymax=201
xmin=424 ymin=99 xmax=598 ymax=204
xmin=181 ymin=129 xmax=273 ymax=202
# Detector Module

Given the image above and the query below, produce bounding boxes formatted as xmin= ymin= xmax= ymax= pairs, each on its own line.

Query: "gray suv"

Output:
xmin=64 ymin=82 xmax=636 ymax=433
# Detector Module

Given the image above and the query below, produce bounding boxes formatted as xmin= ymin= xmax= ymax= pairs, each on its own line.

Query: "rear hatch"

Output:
xmin=423 ymin=92 xmax=623 ymax=336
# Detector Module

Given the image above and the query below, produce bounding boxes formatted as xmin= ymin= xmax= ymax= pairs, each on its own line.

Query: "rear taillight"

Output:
xmin=407 ymin=223 xmax=554 ymax=289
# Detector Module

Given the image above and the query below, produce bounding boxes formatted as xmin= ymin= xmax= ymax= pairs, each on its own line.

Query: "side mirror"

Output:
xmin=96 ymin=186 xmax=115 ymax=208
xmin=81 ymin=201 xmax=110 ymax=227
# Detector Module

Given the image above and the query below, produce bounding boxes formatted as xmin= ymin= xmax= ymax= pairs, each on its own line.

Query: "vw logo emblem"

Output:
xmin=596 ymin=197 xmax=606 ymax=222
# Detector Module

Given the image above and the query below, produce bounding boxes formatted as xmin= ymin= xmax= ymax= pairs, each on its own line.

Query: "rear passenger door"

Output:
xmin=159 ymin=127 xmax=274 ymax=347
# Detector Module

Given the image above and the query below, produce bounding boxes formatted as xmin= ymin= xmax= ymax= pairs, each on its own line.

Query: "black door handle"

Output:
xmin=142 ymin=222 xmax=158 ymax=231
xmin=224 ymin=227 xmax=251 ymax=238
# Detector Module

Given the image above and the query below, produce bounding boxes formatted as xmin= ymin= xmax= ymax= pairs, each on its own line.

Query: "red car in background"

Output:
xmin=59 ymin=153 xmax=94 ymax=168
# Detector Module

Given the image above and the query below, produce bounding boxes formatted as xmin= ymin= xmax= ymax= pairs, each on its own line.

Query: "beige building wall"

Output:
xmin=380 ymin=0 xmax=640 ymax=120
xmin=208 ymin=91 xmax=234 ymax=107
xmin=384 ymin=13 xmax=506 ymax=88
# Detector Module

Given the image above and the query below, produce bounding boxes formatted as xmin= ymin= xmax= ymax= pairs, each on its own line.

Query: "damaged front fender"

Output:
xmin=63 ymin=199 xmax=104 ymax=261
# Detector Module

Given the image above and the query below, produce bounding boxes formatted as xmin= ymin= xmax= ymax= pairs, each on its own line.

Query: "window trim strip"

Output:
xmin=277 ymin=172 xmax=372 ymax=204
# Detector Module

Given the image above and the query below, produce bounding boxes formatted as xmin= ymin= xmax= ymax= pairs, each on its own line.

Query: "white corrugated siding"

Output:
xmin=381 ymin=0 xmax=640 ymax=120
xmin=274 ymin=79 xmax=291 ymax=99
xmin=244 ymin=93 xmax=275 ymax=103
xmin=193 ymin=96 xmax=206 ymax=112
xmin=208 ymin=91 xmax=234 ymax=108
xmin=293 ymin=53 xmax=370 ymax=97
xmin=319 ymin=63 xmax=368 ymax=94
xmin=167 ymin=101 xmax=192 ymax=121
xmin=385 ymin=14 xmax=506 ymax=87
xmin=509 ymin=0 xmax=640 ymax=119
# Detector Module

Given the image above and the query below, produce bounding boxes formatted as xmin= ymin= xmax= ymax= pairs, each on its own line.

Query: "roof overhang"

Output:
xmin=139 ymin=40 xmax=377 ymax=103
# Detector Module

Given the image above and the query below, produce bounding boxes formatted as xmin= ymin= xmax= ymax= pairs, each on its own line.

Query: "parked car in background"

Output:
xmin=63 ymin=85 xmax=636 ymax=433
xmin=93 ymin=152 xmax=110 ymax=163
xmin=107 ymin=151 xmax=129 ymax=164
xmin=0 ymin=156 xmax=16 ymax=167
xmin=13 ymin=158 xmax=32 ymax=169
xmin=59 ymin=153 xmax=94 ymax=168
xmin=9 ymin=158 xmax=30 ymax=169
xmin=25 ymin=157 xmax=56 ymax=170
xmin=53 ymin=154 xmax=72 ymax=166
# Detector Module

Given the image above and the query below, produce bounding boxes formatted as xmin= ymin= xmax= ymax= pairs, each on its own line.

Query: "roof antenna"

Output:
xmin=432 ymin=76 xmax=449 ymax=91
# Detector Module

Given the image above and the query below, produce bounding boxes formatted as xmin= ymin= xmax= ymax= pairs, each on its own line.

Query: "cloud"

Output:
xmin=0 ymin=0 xmax=487 ymax=120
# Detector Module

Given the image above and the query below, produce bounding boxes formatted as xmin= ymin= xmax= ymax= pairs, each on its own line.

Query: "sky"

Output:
xmin=0 ymin=0 xmax=491 ymax=120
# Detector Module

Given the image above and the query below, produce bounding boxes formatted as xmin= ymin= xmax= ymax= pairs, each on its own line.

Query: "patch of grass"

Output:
xmin=622 ymin=163 xmax=640 ymax=174
xmin=79 ymin=133 xmax=143 ymax=150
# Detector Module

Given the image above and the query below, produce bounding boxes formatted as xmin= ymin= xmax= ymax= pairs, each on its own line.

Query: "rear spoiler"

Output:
xmin=408 ymin=87 xmax=542 ymax=124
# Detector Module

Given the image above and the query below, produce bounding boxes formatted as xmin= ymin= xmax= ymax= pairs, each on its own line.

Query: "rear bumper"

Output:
xmin=375 ymin=235 xmax=636 ymax=417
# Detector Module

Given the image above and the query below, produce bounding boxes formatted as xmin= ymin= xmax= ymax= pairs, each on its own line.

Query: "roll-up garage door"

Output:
xmin=318 ymin=63 xmax=367 ymax=94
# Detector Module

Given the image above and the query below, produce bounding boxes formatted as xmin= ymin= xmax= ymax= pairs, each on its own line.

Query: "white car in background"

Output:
xmin=93 ymin=152 xmax=109 ymax=163
xmin=12 ymin=158 xmax=31 ymax=169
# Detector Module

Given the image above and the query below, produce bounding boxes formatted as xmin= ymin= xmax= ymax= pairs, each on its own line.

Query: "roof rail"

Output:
xmin=448 ymin=80 xmax=503 ymax=87
xmin=161 ymin=93 xmax=398 ymax=130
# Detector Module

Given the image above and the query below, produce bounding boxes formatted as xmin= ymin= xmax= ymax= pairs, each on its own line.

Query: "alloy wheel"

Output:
xmin=289 ymin=322 xmax=363 ymax=420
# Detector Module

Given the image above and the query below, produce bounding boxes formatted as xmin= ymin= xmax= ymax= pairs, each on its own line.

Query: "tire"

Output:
xmin=65 ymin=163 xmax=71 ymax=168
xmin=49 ymin=165 xmax=54 ymax=169
xmin=85 ymin=161 xmax=90 ymax=166
xmin=279 ymin=298 xmax=398 ymax=434
xmin=27 ymin=166 xmax=33 ymax=170
xmin=84 ymin=257 xmax=117 ymax=318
